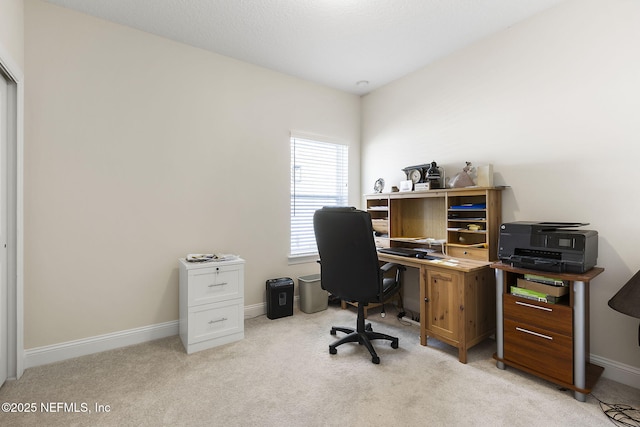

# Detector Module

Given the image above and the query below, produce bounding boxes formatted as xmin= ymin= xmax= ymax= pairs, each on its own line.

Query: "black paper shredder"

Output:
xmin=266 ymin=277 xmax=294 ymax=319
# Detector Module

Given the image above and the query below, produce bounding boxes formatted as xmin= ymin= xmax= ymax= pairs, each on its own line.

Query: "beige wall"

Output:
xmin=0 ymin=0 xmax=24 ymax=70
xmin=24 ymin=0 xmax=360 ymax=348
xmin=362 ymin=0 xmax=640 ymax=369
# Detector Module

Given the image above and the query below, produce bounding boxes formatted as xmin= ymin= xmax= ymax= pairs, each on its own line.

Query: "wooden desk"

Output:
xmin=378 ymin=253 xmax=495 ymax=363
xmin=491 ymin=262 xmax=604 ymax=402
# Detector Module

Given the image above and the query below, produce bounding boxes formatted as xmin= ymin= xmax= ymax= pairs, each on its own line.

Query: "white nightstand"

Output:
xmin=178 ymin=257 xmax=245 ymax=354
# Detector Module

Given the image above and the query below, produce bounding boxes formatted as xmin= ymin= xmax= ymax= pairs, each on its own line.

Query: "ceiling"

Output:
xmin=45 ymin=0 xmax=566 ymax=95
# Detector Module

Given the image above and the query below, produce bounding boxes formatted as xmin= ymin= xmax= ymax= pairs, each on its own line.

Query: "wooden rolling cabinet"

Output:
xmin=420 ymin=263 xmax=495 ymax=363
xmin=503 ymin=295 xmax=573 ymax=384
xmin=446 ymin=188 xmax=502 ymax=261
xmin=366 ymin=195 xmax=390 ymax=248
xmin=179 ymin=258 xmax=245 ymax=354
xmin=492 ymin=262 xmax=604 ymax=401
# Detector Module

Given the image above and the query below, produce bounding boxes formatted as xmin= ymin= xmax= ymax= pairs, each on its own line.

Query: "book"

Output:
xmin=510 ymin=286 xmax=547 ymax=302
xmin=449 ymin=203 xmax=487 ymax=210
xmin=523 ymin=274 xmax=567 ymax=287
xmin=510 ymin=285 xmax=568 ymax=304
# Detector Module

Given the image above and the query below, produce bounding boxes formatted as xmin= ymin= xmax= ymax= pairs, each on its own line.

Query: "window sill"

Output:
xmin=288 ymin=253 xmax=319 ymax=265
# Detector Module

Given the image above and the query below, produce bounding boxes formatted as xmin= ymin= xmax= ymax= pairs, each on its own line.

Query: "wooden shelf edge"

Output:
xmin=490 ymin=262 xmax=605 ymax=282
xmin=585 ymin=362 xmax=605 ymax=392
xmin=493 ymin=354 xmax=604 ymax=395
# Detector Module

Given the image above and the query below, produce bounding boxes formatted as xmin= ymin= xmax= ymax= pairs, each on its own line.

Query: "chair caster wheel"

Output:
xmin=365 ymin=323 xmax=372 ymax=331
xmin=381 ymin=312 xmax=386 ymax=318
xmin=330 ymin=328 xmax=337 ymax=335
xmin=372 ymin=356 xmax=380 ymax=364
xmin=391 ymin=339 xmax=399 ymax=349
xmin=329 ymin=347 xmax=337 ymax=355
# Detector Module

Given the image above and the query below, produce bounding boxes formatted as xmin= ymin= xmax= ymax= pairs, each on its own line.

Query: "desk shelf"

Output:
xmin=366 ymin=188 xmax=502 ymax=261
xmin=366 ymin=196 xmax=391 ymax=248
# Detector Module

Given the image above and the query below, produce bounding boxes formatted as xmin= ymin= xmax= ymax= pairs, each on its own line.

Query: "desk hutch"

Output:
xmin=366 ymin=187 xmax=503 ymax=363
xmin=366 ymin=187 xmax=502 ymax=261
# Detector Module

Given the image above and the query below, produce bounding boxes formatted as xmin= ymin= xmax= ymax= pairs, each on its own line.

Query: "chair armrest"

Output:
xmin=380 ymin=262 xmax=405 ymax=273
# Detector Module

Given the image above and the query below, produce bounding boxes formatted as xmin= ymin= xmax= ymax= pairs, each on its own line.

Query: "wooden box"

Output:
xmin=516 ymin=278 xmax=568 ymax=297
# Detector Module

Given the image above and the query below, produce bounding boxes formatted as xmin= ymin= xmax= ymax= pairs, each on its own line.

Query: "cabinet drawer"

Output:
xmin=504 ymin=318 xmax=573 ymax=384
xmin=188 ymin=266 xmax=241 ymax=306
xmin=504 ymin=294 xmax=572 ymax=335
xmin=188 ymin=299 xmax=243 ymax=345
xmin=447 ymin=246 xmax=487 ymax=261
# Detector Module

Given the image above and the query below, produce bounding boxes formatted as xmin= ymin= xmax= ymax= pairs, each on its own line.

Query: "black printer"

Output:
xmin=498 ymin=222 xmax=598 ymax=273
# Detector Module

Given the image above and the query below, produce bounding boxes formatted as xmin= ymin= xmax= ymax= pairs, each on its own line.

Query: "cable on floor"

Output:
xmin=591 ymin=393 xmax=640 ymax=426
xmin=396 ymin=307 xmax=419 ymax=326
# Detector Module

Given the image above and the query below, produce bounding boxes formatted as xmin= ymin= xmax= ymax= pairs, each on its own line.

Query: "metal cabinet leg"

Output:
xmin=573 ymin=280 xmax=586 ymax=401
xmin=495 ymin=268 xmax=505 ymax=370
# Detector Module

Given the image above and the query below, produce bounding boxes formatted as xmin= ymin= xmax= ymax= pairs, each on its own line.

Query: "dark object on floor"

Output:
xmin=266 ymin=277 xmax=294 ymax=319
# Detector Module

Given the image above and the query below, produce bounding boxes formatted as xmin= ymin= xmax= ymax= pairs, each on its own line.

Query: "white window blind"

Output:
xmin=290 ymin=135 xmax=348 ymax=257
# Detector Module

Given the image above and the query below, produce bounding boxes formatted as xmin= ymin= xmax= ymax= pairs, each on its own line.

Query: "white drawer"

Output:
xmin=188 ymin=299 xmax=243 ymax=345
xmin=188 ymin=266 xmax=241 ymax=306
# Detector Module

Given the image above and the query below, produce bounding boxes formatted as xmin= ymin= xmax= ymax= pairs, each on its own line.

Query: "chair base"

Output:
xmin=329 ymin=304 xmax=399 ymax=364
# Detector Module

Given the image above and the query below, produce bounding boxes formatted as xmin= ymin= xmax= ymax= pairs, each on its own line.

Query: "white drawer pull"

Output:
xmin=208 ymin=282 xmax=228 ymax=288
xmin=515 ymin=301 xmax=552 ymax=312
xmin=208 ymin=317 xmax=228 ymax=324
xmin=516 ymin=326 xmax=552 ymax=340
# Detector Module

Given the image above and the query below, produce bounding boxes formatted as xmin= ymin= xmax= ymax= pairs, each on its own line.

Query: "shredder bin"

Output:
xmin=266 ymin=277 xmax=294 ymax=319
xmin=298 ymin=274 xmax=327 ymax=314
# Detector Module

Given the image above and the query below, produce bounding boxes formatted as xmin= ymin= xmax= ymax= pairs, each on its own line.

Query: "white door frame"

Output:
xmin=0 ymin=41 xmax=24 ymax=381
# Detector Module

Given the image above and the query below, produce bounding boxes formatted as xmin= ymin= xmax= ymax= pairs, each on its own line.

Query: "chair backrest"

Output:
xmin=313 ymin=207 xmax=382 ymax=303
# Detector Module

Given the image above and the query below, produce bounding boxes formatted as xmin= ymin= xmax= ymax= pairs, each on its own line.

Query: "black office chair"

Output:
xmin=313 ymin=207 xmax=404 ymax=364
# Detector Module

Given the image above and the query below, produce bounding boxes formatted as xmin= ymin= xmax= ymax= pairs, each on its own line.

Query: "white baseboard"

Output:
xmin=591 ymin=353 xmax=640 ymax=390
xmin=23 ymin=301 xmax=278 ymax=369
xmin=24 ymin=320 xmax=179 ymax=369
xmin=244 ymin=296 xmax=299 ymax=319
xmin=244 ymin=302 xmax=267 ymax=319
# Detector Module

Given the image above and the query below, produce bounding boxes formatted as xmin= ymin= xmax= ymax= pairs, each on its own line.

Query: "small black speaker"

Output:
xmin=266 ymin=277 xmax=294 ymax=319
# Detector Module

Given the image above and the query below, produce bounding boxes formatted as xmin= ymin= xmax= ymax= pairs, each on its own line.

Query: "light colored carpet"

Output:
xmin=0 ymin=304 xmax=638 ymax=426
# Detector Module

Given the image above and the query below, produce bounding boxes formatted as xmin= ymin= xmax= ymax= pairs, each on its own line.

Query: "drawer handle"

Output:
xmin=208 ymin=317 xmax=228 ymax=324
xmin=515 ymin=301 xmax=552 ymax=312
xmin=515 ymin=326 xmax=552 ymax=340
xmin=208 ymin=282 xmax=228 ymax=288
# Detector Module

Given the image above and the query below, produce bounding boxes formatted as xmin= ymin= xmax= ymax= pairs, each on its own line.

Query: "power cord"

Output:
xmin=591 ymin=393 xmax=640 ymax=426
xmin=396 ymin=308 xmax=419 ymax=326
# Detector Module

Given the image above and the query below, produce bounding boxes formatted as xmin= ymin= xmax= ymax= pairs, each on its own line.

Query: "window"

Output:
xmin=290 ymin=134 xmax=348 ymax=258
